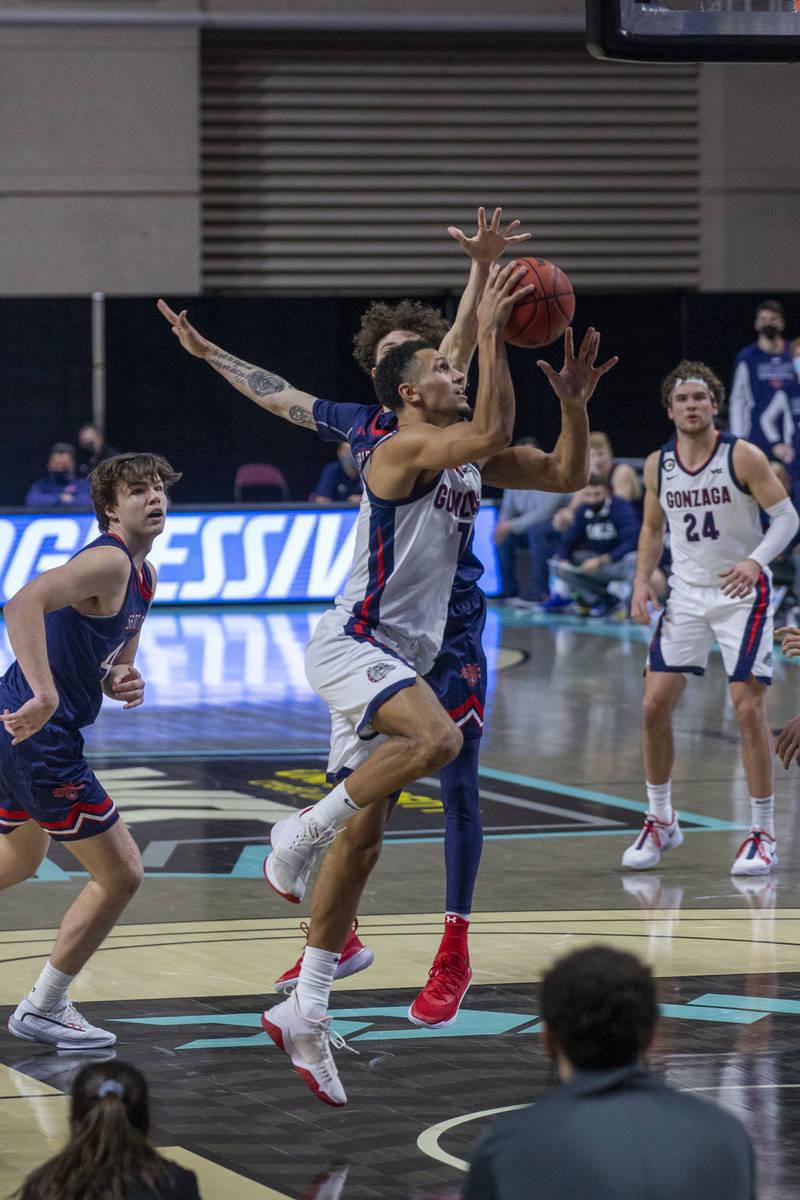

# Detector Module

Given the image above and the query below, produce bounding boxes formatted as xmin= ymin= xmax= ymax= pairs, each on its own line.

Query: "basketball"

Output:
xmin=503 ymin=257 xmax=575 ymax=349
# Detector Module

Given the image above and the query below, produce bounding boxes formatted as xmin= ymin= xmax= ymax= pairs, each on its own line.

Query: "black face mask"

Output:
xmin=588 ymin=500 xmax=606 ymax=514
xmin=52 ymin=471 xmax=71 ymax=485
xmin=760 ymin=324 xmax=780 ymax=340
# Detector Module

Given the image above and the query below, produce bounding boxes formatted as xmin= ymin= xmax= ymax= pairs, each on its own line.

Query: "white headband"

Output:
xmin=671 ymin=377 xmax=710 ymax=396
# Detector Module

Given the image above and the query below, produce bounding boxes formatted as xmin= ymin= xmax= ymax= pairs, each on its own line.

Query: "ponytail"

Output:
xmin=16 ymin=1062 xmax=170 ymax=1200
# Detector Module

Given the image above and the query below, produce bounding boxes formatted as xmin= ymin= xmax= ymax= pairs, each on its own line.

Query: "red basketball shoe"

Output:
xmin=408 ymin=950 xmax=472 ymax=1029
xmin=274 ymin=920 xmax=374 ymax=994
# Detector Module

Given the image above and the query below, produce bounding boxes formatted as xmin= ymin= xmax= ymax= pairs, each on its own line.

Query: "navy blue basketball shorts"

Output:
xmin=425 ymin=591 xmax=487 ymax=742
xmin=0 ymin=716 xmax=118 ymax=841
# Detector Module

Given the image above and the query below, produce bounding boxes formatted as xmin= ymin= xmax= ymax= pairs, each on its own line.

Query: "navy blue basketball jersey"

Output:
xmin=1 ymin=533 xmax=153 ymax=729
xmin=313 ymin=398 xmax=485 ymax=598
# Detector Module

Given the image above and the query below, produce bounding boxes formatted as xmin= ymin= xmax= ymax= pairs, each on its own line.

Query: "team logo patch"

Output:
xmin=367 ymin=662 xmax=397 ymax=683
xmin=663 ymin=457 xmax=676 ymax=471
xmin=52 ymin=782 xmax=85 ymax=803
xmin=460 ymin=663 xmax=482 ymax=688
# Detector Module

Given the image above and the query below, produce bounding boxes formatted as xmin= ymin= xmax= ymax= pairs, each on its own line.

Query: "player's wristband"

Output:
xmin=749 ymin=497 xmax=800 ymax=569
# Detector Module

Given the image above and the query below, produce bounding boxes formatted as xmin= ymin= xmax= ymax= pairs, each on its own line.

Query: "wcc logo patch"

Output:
xmin=459 ymin=663 xmax=481 ymax=688
xmin=663 ymin=457 xmax=676 ymax=472
xmin=367 ymin=662 xmax=397 ymax=683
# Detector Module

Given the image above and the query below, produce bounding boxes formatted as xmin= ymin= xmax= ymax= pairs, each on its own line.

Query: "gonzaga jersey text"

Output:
xmin=658 ymin=433 xmax=765 ymax=588
xmin=314 ymin=399 xmax=481 ymax=673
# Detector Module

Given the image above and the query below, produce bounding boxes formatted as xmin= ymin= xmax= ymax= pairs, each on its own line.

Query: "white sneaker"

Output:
xmin=731 ymin=828 xmax=777 ymax=876
xmin=261 ymin=990 xmax=348 ymax=1107
xmin=264 ymin=808 xmax=336 ymax=903
xmin=621 ymin=813 xmax=683 ymax=870
xmin=8 ymin=995 xmax=116 ymax=1050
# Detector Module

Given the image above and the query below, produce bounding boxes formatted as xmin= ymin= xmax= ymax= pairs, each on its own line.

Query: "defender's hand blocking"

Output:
xmin=537 ymin=327 xmax=618 ymax=409
xmin=447 ymin=205 xmax=531 ymax=264
xmin=157 ymin=299 xmax=213 ymax=359
xmin=1 ymin=696 xmax=59 ymax=745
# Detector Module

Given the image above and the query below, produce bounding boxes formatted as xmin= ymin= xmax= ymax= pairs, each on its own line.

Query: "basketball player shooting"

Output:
xmin=160 ymin=258 xmax=616 ymax=1104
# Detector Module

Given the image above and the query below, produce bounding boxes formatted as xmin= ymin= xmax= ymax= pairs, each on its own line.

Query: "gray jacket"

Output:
xmin=463 ymin=1065 xmax=755 ymax=1200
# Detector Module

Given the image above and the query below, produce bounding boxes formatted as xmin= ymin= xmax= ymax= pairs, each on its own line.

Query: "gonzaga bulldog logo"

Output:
xmin=366 ymin=662 xmax=397 ymax=683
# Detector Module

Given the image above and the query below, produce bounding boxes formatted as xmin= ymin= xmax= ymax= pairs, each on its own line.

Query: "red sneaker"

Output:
xmin=274 ymin=920 xmax=374 ymax=994
xmin=407 ymin=950 xmax=472 ymax=1029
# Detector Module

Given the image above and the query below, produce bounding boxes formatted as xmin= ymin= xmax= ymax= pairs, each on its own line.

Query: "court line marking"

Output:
xmin=418 ymin=1079 xmax=800 ymax=1173
xmin=417 ymin=1105 xmax=525 ymax=1171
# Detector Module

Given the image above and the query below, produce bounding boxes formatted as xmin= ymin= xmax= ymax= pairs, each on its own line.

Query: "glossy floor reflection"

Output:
xmin=3 ymin=602 xmax=800 ymax=1198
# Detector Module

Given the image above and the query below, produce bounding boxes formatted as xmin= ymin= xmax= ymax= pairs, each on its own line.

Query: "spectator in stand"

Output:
xmin=77 ymin=424 xmax=119 ymax=477
xmin=493 ymin=437 xmax=573 ymax=605
xmin=310 ymin=441 xmax=363 ymax=505
xmin=729 ymin=299 xmax=797 ymax=465
xmin=463 ymin=945 xmax=755 ymax=1200
xmin=553 ymin=430 xmax=642 ymax=533
xmin=543 ymin=474 xmax=640 ymax=617
xmin=16 ymin=1060 xmax=201 ymax=1200
xmin=25 ymin=444 xmax=92 ymax=509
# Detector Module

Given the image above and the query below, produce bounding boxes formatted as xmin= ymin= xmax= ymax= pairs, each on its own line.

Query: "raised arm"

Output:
xmin=439 ymin=206 xmax=530 ymax=374
xmin=157 ymin=299 xmax=319 ymax=429
xmin=370 ymin=262 xmax=528 ymax=489
xmin=480 ymin=327 xmax=618 ymax=492
xmin=630 ymin=453 xmax=667 ymax=625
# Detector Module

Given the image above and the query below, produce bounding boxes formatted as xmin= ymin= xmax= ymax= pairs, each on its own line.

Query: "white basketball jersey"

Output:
xmin=336 ymin=440 xmax=481 ymax=674
xmin=658 ymin=433 xmax=765 ymax=587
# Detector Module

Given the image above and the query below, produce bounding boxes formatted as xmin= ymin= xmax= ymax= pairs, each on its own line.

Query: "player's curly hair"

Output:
xmin=541 ymin=945 xmax=658 ymax=1070
xmin=352 ymin=300 xmax=451 ymax=374
xmin=91 ymin=452 xmax=182 ymax=531
xmin=660 ymin=360 xmax=725 ymax=412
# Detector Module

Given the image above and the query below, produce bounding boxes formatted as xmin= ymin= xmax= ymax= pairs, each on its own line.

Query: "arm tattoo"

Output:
xmin=208 ymin=349 xmax=288 ymax=396
xmin=248 ymin=369 xmax=286 ymax=397
xmin=289 ymin=404 xmax=316 ymax=428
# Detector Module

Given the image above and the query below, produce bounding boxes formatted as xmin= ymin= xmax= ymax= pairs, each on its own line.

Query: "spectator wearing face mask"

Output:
xmin=729 ymin=299 xmax=798 ymax=465
xmin=25 ymin=444 xmax=92 ymax=508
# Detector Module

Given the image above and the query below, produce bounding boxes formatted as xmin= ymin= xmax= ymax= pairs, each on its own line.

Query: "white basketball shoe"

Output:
xmin=264 ymin=808 xmax=337 ymax=903
xmin=8 ymin=995 xmax=116 ymax=1050
xmin=621 ymin=813 xmax=683 ymax=870
xmin=261 ymin=990 xmax=349 ymax=1106
xmin=731 ymin=828 xmax=777 ymax=876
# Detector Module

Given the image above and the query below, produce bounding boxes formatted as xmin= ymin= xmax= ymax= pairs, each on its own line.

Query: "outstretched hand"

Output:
xmin=157 ymin=298 xmax=213 ymax=359
xmin=448 ymin=206 xmax=531 ymax=264
xmin=537 ymin=327 xmax=618 ymax=408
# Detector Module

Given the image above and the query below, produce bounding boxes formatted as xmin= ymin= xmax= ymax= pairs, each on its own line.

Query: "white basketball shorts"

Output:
xmin=305 ymin=607 xmax=419 ymax=779
xmin=647 ymin=572 xmax=773 ymax=684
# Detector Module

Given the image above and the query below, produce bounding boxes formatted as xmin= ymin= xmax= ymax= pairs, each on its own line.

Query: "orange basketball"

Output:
xmin=503 ymin=257 xmax=575 ymax=349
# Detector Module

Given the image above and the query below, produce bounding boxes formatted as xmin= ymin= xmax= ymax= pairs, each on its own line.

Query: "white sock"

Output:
xmin=296 ymin=946 xmax=340 ymax=1020
xmin=645 ymin=781 xmax=673 ymax=825
xmin=750 ymin=795 xmax=775 ymax=838
xmin=29 ymin=962 xmax=74 ymax=1013
xmin=304 ymin=780 xmax=360 ymax=835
